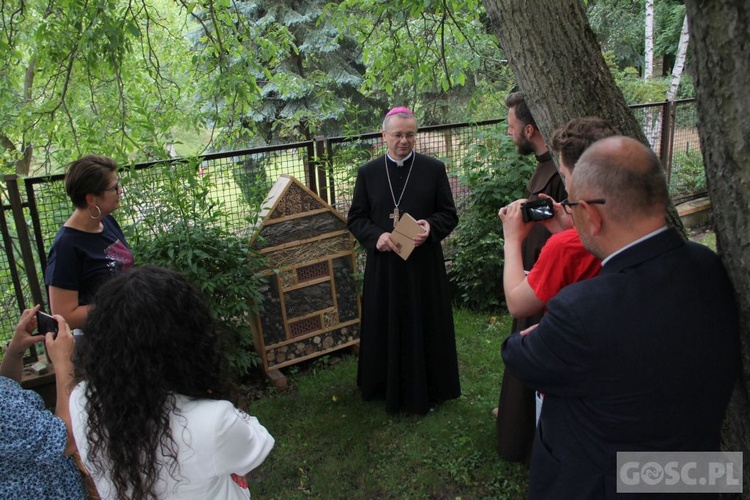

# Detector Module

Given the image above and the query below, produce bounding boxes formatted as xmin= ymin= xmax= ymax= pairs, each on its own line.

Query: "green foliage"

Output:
xmin=0 ymin=0 xmax=691 ymax=177
xmin=125 ymin=159 xmax=267 ymax=379
xmin=587 ymin=0 xmax=685 ymax=73
xmin=247 ymin=309 xmax=529 ymax=498
xmin=188 ymin=0 xmax=383 ymax=146
xmin=669 ymin=149 xmax=706 ymax=199
xmin=674 ymin=73 xmax=695 ymax=100
xmin=588 ymin=0 xmax=646 ymax=71
xmin=328 ymin=0 xmax=506 ymax=125
xmin=653 ymin=1 xmax=687 ymax=62
xmin=603 ymin=52 xmax=669 ymax=104
xmin=449 ymin=128 xmax=535 ymax=311
xmin=0 ymin=0 xmax=200 ymax=174
xmin=233 ymin=155 xmax=272 ymax=207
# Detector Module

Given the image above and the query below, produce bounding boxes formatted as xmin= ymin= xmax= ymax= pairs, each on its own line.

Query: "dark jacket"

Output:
xmin=503 ymin=228 xmax=740 ymax=499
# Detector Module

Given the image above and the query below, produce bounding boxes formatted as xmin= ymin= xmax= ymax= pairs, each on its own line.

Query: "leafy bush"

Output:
xmin=603 ymin=52 xmax=669 ymax=105
xmin=124 ymin=159 xmax=267 ymax=380
xmin=233 ymin=154 xmax=271 ymax=207
xmin=449 ymin=128 xmax=535 ymax=311
xmin=669 ymin=149 xmax=706 ymax=199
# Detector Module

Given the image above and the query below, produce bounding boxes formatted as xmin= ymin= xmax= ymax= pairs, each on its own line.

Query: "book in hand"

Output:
xmin=389 ymin=213 xmax=425 ymax=261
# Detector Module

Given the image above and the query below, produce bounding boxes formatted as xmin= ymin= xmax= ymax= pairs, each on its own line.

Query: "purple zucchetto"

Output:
xmin=385 ymin=107 xmax=414 ymax=118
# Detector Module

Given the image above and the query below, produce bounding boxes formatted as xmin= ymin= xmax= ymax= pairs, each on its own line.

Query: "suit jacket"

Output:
xmin=502 ymin=228 xmax=740 ymax=499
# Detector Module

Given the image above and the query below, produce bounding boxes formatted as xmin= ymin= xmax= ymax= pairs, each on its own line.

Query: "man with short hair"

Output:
xmin=347 ymin=107 xmax=460 ymax=415
xmin=505 ymin=92 xmax=547 ymax=157
xmin=502 ymin=136 xmax=740 ymax=498
xmin=495 ymin=92 xmax=567 ymax=462
xmin=500 ymin=117 xmax=619 ymax=319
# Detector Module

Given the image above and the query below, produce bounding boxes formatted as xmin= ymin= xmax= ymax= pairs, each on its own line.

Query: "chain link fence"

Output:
xmin=0 ymin=102 xmax=700 ymax=343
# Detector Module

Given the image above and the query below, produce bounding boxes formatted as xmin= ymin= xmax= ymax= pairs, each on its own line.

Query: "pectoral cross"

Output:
xmin=390 ymin=207 xmax=400 ymax=228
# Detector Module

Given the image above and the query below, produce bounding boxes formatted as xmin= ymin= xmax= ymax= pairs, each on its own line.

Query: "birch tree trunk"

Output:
xmin=684 ymin=0 xmax=750 ymax=491
xmin=649 ymin=14 xmax=690 ymax=160
xmin=642 ymin=0 xmax=659 ymax=146
xmin=667 ymin=15 xmax=690 ymax=101
xmin=481 ymin=0 xmax=685 ymax=233
xmin=644 ymin=0 xmax=654 ymax=80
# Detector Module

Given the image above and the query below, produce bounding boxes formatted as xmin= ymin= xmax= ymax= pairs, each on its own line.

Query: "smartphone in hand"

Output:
xmin=36 ymin=311 xmax=59 ymax=338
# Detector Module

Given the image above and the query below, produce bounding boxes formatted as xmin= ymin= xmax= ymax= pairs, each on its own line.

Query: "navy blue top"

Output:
xmin=45 ymin=215 xmax=134 ymax=306
xmin=0 ymin=377 xmax=88 ymax=499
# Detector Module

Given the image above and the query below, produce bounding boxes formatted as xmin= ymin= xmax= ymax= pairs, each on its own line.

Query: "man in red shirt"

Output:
xmin=499 ymin=117 xmax=620 ymax=319
xmin=495 ymin=117 xmax=619 ymax=448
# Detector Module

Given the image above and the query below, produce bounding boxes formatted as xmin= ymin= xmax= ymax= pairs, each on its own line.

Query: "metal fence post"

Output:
xmin=324 ymin=139 xmax=337 ymax=209
xmin=4 ymin=174 xmax=45 ymax=310
xmin=0 ymin=180 xmax=28 ymax=311
xmin=306 ymin=142 xmax=318 ymax=195
xmin=660 ymin=100 xmax=676 ymax=182
xmin=314 ymin=136 xmax=329 ymax=203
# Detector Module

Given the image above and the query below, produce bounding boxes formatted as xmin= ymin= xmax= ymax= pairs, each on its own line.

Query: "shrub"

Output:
xmin=603 ymin=51 xmax=669 ymax=105
xmin=449 ymin=128 xmax=535 ymax=311
xmin=124 ymin=159 xmax=267 ymax=380
xmin=669 ymin=149 xmax=706 ymax=199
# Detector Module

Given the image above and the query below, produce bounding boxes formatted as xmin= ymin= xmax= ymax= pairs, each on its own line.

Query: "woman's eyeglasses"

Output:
xmin=103 ymin=181 xmax=121 ymax=193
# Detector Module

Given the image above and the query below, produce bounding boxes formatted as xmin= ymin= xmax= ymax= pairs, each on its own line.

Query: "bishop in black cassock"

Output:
xmin=347 ymin=107 xmax=460 ymax=415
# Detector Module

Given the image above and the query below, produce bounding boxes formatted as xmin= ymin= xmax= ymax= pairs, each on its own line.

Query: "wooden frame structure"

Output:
xmin=250 ymin=175 xmax=360 ymax=382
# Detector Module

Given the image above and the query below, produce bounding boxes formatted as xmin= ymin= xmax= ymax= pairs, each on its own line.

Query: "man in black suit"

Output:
xmin=502 ymin=136 xmax=740 ymax=499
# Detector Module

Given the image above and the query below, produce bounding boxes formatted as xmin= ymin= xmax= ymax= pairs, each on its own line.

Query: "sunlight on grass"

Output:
xmin=689 ymin=228 xmax=716 ymax=252
xmin=245 ymin=309 xmax=528 ymax=499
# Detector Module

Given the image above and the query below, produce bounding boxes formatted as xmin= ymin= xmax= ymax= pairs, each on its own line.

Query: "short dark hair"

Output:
xmin=505 ymin=91 xmax=536 ymax=129
xmin=550 ymin=117 xmax=620 ymax=170
xmin=65 ymin=155 xmax=118 ymax=208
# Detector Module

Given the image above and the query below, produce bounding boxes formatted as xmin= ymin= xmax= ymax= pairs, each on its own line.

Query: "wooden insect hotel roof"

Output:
xmin=250 ymin=175 xmax=360 ymax=376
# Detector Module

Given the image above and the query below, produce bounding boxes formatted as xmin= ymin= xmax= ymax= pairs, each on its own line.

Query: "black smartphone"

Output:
xmin=521 ymin=198 xmax=554 ymax=223
xmin=36 ymin=311 xmax=59 ymax=338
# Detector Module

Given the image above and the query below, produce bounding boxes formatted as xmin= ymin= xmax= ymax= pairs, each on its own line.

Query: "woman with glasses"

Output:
xmin=45 ymin=155 xmax=134 ymax=330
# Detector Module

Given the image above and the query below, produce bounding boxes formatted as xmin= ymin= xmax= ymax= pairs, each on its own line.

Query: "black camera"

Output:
xmin=36 ymin=311 xmax=59 ymax=339
xmin=521 ymin=198 xmax=554 ymax=223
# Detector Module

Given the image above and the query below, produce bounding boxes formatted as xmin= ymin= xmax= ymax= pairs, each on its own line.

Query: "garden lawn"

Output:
xmin=245 ymin=309 xmax=529 ymax=499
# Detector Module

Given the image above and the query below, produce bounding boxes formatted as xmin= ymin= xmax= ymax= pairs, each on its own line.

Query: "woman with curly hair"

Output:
xmin=69 ymin=265 xmax=274 ymax=499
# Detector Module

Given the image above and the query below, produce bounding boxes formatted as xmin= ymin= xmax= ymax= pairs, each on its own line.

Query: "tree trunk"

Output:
xmin=648 ymin=15 xmax=690 ymax=155
xmin=642 ymin=0 xmax=657 ymax=146
xmin=684 ymin=0 xmax=750 ymax=491
xmin=644 ymin=0 xmax=654 ymax=80
xmin=481 ymin=0 xmax=685 ymax=234
xmin=667 ymin=15 xmax=690 ymax=101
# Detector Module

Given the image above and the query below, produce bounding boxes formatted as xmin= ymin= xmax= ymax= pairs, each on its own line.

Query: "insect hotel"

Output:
xmin=250 ymin=175 xmax=360 ymax=385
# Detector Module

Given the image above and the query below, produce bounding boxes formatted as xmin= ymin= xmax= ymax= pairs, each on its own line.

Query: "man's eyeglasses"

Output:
xmin=386 ymin=132 xmax=417 ymax=141
xmin=561 ymin=198 xmax=606 ymax=215
xmin=103 ymin=181 xmax=121 ymax=193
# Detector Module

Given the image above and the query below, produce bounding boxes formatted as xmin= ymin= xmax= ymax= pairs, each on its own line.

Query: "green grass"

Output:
xmin=241 ymin=228 xmax=718 ymax=498
xmin=244 ymin=309 xmax=529 ymax=499
xmin=689 ymin=228 xmax=716 ymax=252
